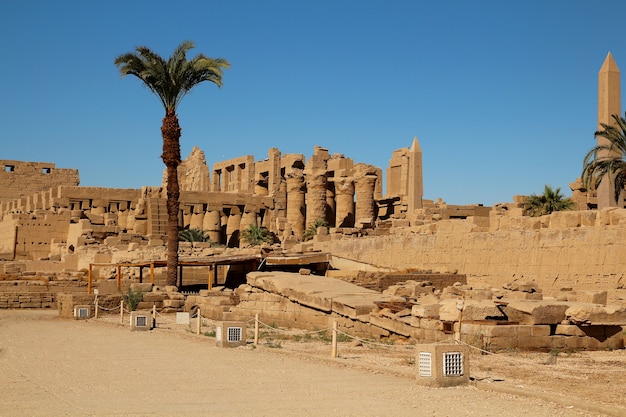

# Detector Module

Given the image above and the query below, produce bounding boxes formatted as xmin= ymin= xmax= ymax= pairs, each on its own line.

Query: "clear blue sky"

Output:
xmin=2 ymin=1 xmax=625 ymax=206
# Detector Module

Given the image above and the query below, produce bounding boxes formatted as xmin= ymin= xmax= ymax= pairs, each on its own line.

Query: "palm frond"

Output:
xmin=582 ymin=112 xmax=626 ymax=203
xmin=114 ymin=41 xmax=230 ymax=112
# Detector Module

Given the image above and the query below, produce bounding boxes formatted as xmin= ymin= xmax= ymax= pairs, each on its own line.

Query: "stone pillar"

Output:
xmin=239 ymin=209 xmax=258 ymax=247
xmin=326 ymin=181 xmax=336 ymax=227
xmin=203 ymin=210 xmax=221 ymax=244
xmin=354 ymin=169 xmax=378 ymax=228
xmin=286 ymin=172 xmax=306 ymax=239
xmin=226 ymin=207 xmax=242 ymax=248
xmin=189 ymin=204 xmax=204 ymax=230
xmin=126 ymin=208 xmax=136 ymax=232
xmin=117 ymin=209 xmax=128 ymax=230
xmin=305 ymin=173 xmax=327 ymax=227
xmin=334 ymin=178 xmax=355 ymax=228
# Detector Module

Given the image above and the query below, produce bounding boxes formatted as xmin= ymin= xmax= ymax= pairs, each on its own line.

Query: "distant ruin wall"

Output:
xmin=314 ymin=210 xmax=626 ymax=293
xmin=0 ymin=218 xmax=17 ymax=260
xmin=0 ymin=160 xmax=79 ymax=205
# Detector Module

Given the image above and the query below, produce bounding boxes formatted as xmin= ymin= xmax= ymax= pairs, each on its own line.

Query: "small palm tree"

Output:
xmin=303 ymin=219 xmax=328 ymax=241
xmin=178 ymin=228 xmax=211 ymax=242
xmin=524 ymin=185 xmax=574 ymax=217
xmin=582 ymin=112 xmax=626 ymax=203
xmin=240 ymin=225 xmax=273 ymax=246
xmin=115 ymin=41 xmax=229 ymax=287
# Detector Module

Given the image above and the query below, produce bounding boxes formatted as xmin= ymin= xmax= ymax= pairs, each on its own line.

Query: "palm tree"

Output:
xmin=115 ymin=41 xmax=229 ymax=287
xmin=179 ymin=227 xmax=211 ymax=243
xmin=240 ymin=225 xmax=274 ymax=246
xmin=303 ymin=218 xmax=328 ymax=241
xmin=581 ymin=112 xmax=626 ymax=204
xmin=524 ymin=185 xmax=574 ymax=217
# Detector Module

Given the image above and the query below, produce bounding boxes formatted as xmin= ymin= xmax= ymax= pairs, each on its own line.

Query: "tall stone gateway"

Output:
xmin=597 ymin=52 xmax=622 ymax=209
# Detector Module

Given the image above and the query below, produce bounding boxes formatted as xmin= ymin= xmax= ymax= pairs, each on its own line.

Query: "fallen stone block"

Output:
xmin=461 ymin=300 xmax=503 ymax=321
xmin=566 ymin=304 xmax=626 ymax=325
xmin=411 ymin=303 xmax=440 ymax=319
xmin=503 ymin=300 xmax=569 ymax=324
xmin=575 ymin=291 xmax=608 ymax=306
xmin=438 ymin=298 xmax=462 ymax=322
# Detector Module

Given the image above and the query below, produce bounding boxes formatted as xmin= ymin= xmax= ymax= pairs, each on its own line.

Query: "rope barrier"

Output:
xmin=335 ymin=329 xmax=416 ymax=350
xmin=255 ymin=319 xmax=330 ymax=336
xmin=95 ymin=304 xmax=121 ymax=312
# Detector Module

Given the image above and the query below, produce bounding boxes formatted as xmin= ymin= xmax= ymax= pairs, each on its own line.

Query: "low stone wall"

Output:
xmin=0 ymin=280 xmax=88 ymax=309
xmin=313 ymin=209 xmax=626 ymax=292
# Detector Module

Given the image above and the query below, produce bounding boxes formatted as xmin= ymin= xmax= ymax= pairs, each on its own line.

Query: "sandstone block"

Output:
xmin=411 ymin=303 xmax=440 ymax=318
xmin=130 ymin=283 xmax=153 ymax=293
xmin=503 ymin=301 xmax=569 ymax=324
xmin=565 ymin=304 xmax=626 ymax=325
xmin=555 ymin=324 xmax=586 ymax=336
xmin=575 ymin=291 xmax=608 ymax=305
xmin=163 ymin=299 xmax=184 ymax=308
xmin=438 ymin=299 xmax=461 ymax=322
xmin=419 ymin=318 xmax=443 ymax=331
xmin=461 ymin=300 xmax=502 ymax=321
xmin=463 ymin=289 xmax=493 ymax=300
xmin=142 ymin=293 xmax=166 ymax=302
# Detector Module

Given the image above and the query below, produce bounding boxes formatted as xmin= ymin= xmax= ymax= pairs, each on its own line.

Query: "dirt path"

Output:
xmin=0 ymin=310 xmax=619 ymax=417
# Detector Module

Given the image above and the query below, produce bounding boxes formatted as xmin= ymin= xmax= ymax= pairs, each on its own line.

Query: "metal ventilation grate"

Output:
xmin=135 ymin=315 xmax=148 ymax=327
xmin=77 ymin=307 xmax=89 ymax=318
xmin=418 ymin=352 xmax=432 ymax=377
xmin=443 ymin=352 xmax=464 ymax=376
xmin=227 ymin=327 xmax=242 ymax=342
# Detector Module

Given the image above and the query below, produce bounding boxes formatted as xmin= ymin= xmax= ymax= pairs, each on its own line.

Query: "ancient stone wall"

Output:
xmin=0 ymin=160 xmax=79 ymax=206
xmin=313 ymin=208 xmax=626 ymax=293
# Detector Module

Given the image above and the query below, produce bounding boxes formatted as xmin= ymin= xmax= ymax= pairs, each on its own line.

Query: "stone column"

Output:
xmin=305 ymin=173 xmax=327 ymax=227
xmin=226 ymin=207 xmax=242 ymax=248
xmin=189 ymin=204 xmax=204 ymax=230
xmin=203 ymin=210 xmax=221 ymax=244
xmin=239 ymin=209 xmax=258 ymax=247
xmin=326 ymin=181 xmax=336 ymax=227
xmin=286 ymin=171 xmax=306 ymax=239
xmin=334 ymin=178 xmax=355 ymax=228
xmin=354 ymin=173 xmax=378 ymax=228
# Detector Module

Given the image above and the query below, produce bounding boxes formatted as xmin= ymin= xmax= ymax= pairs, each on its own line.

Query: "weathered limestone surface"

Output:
xmin=503 ymin=300 xmax=571 ymax=325
xmin=313 ymin=211 xmax=626 ymax=292
xmin=246 ymin=271 xmax=390 ymax=315
xmin=566 ymin=304 xmax=626 ymax=325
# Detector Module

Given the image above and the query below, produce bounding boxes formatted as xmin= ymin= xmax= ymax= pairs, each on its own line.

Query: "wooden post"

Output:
xmin=254 ymin=314 xmax=259 ymax=346
xmin=196 ymin=308 xmax=201 ymax=335
xmin=331 ymin=320 xmax=338 ymax=358
xmin=456 ymin=296 xmax=465 ymax=342
xmin=120 ymin=299 xmax=124 ymax=324
xmin=152 ymin=304 xmax=157 ymax=328
xmin=88 ymin=264 xmax=93 ymax=294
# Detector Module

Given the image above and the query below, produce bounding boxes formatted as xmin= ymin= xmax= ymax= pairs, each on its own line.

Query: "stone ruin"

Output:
xmin=3 ymin=54 xmax=626 ymax=351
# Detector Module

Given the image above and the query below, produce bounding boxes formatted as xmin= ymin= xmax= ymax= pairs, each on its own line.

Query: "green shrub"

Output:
xmin=121 ymin=288 xmax=143 ymax=311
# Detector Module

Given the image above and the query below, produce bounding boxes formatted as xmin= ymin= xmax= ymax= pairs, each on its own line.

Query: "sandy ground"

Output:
xmin=0 ymin=310 xmax=624 ymax=417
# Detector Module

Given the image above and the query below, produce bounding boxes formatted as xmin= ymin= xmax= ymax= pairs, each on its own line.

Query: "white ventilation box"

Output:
xmin=215 ymin=321 xmax=246 ymax=348
xmin=416 ymin=343 xmax=469 ymax=387
xmin=130 ymin=311 xmax=153 ymax=331
xmin=73 ymin=305 xmax=91 ymax=320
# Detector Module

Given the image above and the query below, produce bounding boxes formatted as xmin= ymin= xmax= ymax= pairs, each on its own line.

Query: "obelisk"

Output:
xmin=408 ymin=137 xmax=423 ymax=211
xmin=597 ymin=52 xmax=621 ymax=209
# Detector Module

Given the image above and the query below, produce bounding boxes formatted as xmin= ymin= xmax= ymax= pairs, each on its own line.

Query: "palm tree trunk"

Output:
xmin=161 ymin=110 xmax=182 ymax=288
